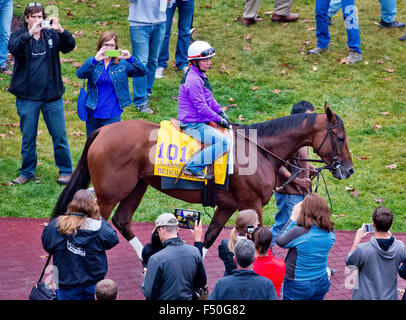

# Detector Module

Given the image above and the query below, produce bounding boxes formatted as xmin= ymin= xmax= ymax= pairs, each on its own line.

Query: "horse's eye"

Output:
xmin=338 ymin=136 xmax=345 ymax=142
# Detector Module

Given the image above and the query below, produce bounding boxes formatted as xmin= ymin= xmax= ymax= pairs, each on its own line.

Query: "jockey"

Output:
xmin=178 ymin=41 xmax=231 ymax=180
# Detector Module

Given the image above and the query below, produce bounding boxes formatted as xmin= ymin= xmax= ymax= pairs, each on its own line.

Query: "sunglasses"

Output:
xmin=28 ymin=2 xmax=42 ymax=7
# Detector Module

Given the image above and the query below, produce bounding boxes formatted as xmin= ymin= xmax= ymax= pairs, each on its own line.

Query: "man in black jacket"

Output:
xmin=142 ymin=213 xmax=207 ymax=300
xmin=8 ymin=3 xmax=75 ymax=185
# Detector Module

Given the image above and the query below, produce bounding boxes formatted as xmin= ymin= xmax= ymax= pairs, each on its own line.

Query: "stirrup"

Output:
xmin=184 ymin=168 xmax=213 ymax=180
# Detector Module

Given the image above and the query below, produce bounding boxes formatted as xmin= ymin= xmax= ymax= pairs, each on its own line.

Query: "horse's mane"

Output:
xmin=239 ymin=112 xmax=318 ymax=137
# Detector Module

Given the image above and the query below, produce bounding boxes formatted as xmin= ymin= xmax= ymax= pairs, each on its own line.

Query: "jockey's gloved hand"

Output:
xmin=218 ymin=118 xmax=230 ymax=128
xmin=219 ymin=111 xmax=230 ymax=122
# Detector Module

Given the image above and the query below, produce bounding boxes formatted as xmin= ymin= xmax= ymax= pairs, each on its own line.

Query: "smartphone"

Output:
xmin=364 ymin=223 xmax=374 ymax=233
xmin=246 ymin=225 xmax=255 ymax=240
xmin=41 ymin=20 xmax=52 ymax=28
xmin=174 ymin=208 xmax=200 ymax=229
xmin=105 ymin=50 xmax=120 ymax=58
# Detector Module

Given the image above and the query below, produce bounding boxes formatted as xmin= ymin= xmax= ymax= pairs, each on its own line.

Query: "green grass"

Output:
xmin=1 ymin=0 xmax=405 ymax=231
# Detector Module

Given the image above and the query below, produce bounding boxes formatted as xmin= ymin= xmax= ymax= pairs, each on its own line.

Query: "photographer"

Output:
xmin=218 ymin=209 xmax=259 ymax=276
xmin=76 ymin=31 xmax=147 ymax=137
xmin=142 ymin=213 xmax=207 ymax=300
xmin=8 ymin=3 xmax=75 ymax=185
xmin=345 ymin=206 xmax=406 ymax=300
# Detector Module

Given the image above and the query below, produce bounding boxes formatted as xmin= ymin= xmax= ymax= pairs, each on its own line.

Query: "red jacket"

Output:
xmin=253 ymin=249 xmax=286 ymax=299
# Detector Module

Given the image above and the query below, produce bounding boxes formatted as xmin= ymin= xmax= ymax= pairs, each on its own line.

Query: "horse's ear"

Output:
xmin=325 ymin=102 xmax=337 ymax=124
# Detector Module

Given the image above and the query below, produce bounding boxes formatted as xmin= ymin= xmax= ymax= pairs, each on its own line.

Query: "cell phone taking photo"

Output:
xmin=364 ymin=223 xmax=374 ymax=233
xmin=174 ymin=208 xmax=200 ymax=229
xmin=41 ymin=20 xmax=52 ymax=28
xmin=105 ymin=50 xmax=121 ymax=58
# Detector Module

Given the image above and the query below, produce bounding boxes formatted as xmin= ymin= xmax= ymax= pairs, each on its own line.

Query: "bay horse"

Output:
xmin=51 ymin=103 xmax=354 ymax=260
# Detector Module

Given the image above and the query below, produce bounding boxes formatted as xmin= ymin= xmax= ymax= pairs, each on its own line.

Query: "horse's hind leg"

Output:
xmin=112 ymin=179 xmax=149 ymax=262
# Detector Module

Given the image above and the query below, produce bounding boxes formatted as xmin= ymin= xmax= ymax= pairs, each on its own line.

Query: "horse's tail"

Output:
xmin=51 ymin=129 xmax=100 ymax=220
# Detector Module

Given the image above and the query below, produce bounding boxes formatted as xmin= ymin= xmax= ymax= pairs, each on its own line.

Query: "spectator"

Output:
xmin=239 ymin=0 xmax=263 ymax=26
xmin=142 ymin=213 xmax=207 ymax=300
xmin=271 ymin=101 xmax=314 ymax=246
xmin=377 ymin=0 xmax=404 ymax=29
xmin=345 ymin=206 xmax=406 ymax=300
xmin=41 ymin=189 xmax=119 ymax=300
xmin=128 ymin=0 xmax=167 ymax=114
xmin=155 ymin=0 xmax=194 ymax=78
xmin=8 ymin=3 xmax=74 ymax=185
xmin=271 ymin=0 xmax=299 ymax=23
xmin=276 ymin=192 xmax=335 ymax=300
xmin=209 ymin=238 xmax=278 ymax=300
xmin=253 ymin=227 xmax=286 ymax=299
xmin=76 ymin=31 xmax=147 ymax=137
xmin=218 ymin=209 xmax=259 ymax=276
xmin=178 ymin=40 xmax=231 ymax=180
xmin=0 ymin=0 xmax=13 ymax=75
xmin=307 ymin=0 xmax=362 ymax=64
xmin=95 ymin=279 xmax=118 ymax=300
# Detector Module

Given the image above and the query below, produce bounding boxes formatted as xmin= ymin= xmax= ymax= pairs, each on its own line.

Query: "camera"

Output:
xmin=246 ymin=225 xmax=256 ymax=241
xmin=364 ymin=223 xmax=374 ymax=233
xmin=174 ymin=208 xmax=200 ymax=229
xmin=41 ymin=20 xmax=52 ymax=29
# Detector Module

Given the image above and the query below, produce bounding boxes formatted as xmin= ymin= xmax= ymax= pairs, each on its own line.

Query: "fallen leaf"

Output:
xmin=280 ymin=70 xmax=286 ymax=76
xmin=243 ymin=46 xmax=252 ymax=51
xmin=237 ymin=114 xmax=245 ymax=121
xmin=228 ymin=97 xmax=235 ymax=102
xmin=306 ymin=27 xmax=316 ymax=31
xmin=384 ymin=68 xmax=395 ymax=73
xmin=273 ymin=89 xmax=281 ymax=94
xmin=71 ymin=131 xmax=84 ymax=136
xmin=374 ymin=198 xmax=385 ymax=204
xmin=171 ymin=95 xmax=178 ymax=101
xmin=301 ymin=19 xmax=310 ymax=23
xmin=71 ymin=62 xmax=83 ymax=68
xmin=364 ymin=61 xmax=368 ymax=65
xmin=73 ymin=30 xmax=84 ymax=38
xmin=339 ymin=57 xmax=350 ymax=65
xmin=355 ymin=156 xmax=369 ymax=160
xmin=283 ymin=23 xmax=289 ymax=27
xmin=312 ymin=66 xmax=318 ymax=72
xmin=385 ymin=163 xmax=397 ymax=169
xmin=37 ymin=130 xmax=43 ymax=135
xmin=303 ymin=40 xmax=312 ymax=45
xmin=351 ymin=190 xmax=360 ymax=197
xmin=380 ymin=111 xmax=390 ymax=116
xmin=383 ymin=78 xmax=392 ymax=81
xmin=245 ymin=34 xmax=252 ymax=41
xmin=250 ymin=86 xmax=260 ymax=91
xmin=373 ymin=124 xmax=382 ymax=132
xmin=345 ymin=186 xmax=354 ymax=191
xmin=112 ymin=4 xmax=121 ymax=7
xmin=376 ymin=60 xmax=384 ymax=64
xmin=385 ymin=56 xmax=391 ymax=61
xmin=264 ymin=11 xmax=273 ymax=15
xmin=219 ymin=63 xmax=228 ymax=74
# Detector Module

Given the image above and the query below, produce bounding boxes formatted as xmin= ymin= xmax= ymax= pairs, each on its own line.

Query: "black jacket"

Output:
xmin=8 ymin=27 xmax=75 ymax=102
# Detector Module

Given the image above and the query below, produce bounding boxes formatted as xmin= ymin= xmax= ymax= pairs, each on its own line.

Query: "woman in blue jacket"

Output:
xmin=41 ymin=189 xmax=119 ymax=300
xmin=76 ymin=31 xmax=147 ymax=137
xmin=276 ymin=192 xmax=335 ymax=300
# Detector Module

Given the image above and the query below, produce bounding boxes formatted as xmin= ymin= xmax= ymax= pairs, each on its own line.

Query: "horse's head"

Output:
xmin=312 ymin=102 xmax=354 ymax=180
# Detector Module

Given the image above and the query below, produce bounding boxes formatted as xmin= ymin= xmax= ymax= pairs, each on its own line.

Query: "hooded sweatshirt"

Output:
xmin=345 ymin=236 xmax=406 ymax=300
xmin=41 ymin=217 xmax=119 ymax=289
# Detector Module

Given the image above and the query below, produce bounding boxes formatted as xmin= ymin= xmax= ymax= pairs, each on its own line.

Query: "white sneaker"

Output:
xmin=155 ymin=67 xmax=164 ymax=79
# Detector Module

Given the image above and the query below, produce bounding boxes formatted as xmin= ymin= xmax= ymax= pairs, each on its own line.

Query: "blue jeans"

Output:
xmin=0 ymin=0 xmax=13 ymax=68
xmin=130 ymin=23 xmax=166 ymax=106
xmin=16 ymin=98 xmax=73 ymax=179
xmin=379 ymin=0 xmax=397 ymax=23
xmin=283 ymin=274 xmax=330 ymax=300
xmin=158 ymin=0 xmax=194 ymax=70
xmin=182 ymin=122 xmax=230 ymax=174
xmin=57 ymin=284 xmax=96 ymax=300
xmin=270 ymin=192 xmax=304 ymax=246
xmin=315 ymin=0 xmax=361 ymax=53
xmin=328 ymin=0 xmax=342 ymax=18
xmin=86 ymin=115 xmax=121 ymax=138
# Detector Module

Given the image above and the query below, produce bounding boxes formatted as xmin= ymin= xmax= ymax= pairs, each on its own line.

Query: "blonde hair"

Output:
xmin=228 ymin=209 xmax=258 ymax=253
xmin=57 ymin=189 xmax=99 ymax=236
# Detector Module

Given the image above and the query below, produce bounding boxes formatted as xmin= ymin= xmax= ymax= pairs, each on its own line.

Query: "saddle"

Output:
xmin=154 ymin=119 xmax=233 ymax=207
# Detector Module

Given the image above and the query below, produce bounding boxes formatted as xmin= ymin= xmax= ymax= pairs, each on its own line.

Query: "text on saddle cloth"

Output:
xmin=154 ymin=120 xmax=231 ymax=185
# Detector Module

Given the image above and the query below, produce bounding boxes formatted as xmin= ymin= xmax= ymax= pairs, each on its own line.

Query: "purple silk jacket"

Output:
xmin=177 ymin=65 xmax=222 ymax=123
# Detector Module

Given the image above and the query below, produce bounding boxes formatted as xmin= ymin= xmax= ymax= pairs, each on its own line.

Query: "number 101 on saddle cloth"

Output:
xmin=154 ymin=120 xmax=232 ymax=185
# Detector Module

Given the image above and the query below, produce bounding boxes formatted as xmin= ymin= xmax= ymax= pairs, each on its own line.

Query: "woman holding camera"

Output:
xmin=276 ymin=192 xmax=335 ymax=300
xmin=218 ymin=209 xmax=259 ymax=276
xmin=76 ymin=31 xmax=147 ymax=137
xmin=41 ymin=189 xmax=119 ymax=300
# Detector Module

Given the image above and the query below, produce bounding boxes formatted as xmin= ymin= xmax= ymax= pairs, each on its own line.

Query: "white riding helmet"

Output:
xmin=187 ymin=41 xmax=216 ymax=61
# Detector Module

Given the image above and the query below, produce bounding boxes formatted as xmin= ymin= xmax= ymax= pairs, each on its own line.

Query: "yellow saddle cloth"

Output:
xmin=154 ymin=120 xmax=229 ymax=185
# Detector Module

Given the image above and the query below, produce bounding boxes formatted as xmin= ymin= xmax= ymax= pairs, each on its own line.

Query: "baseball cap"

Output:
xmin=152 ymin=213 xmax=179 ymax=233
